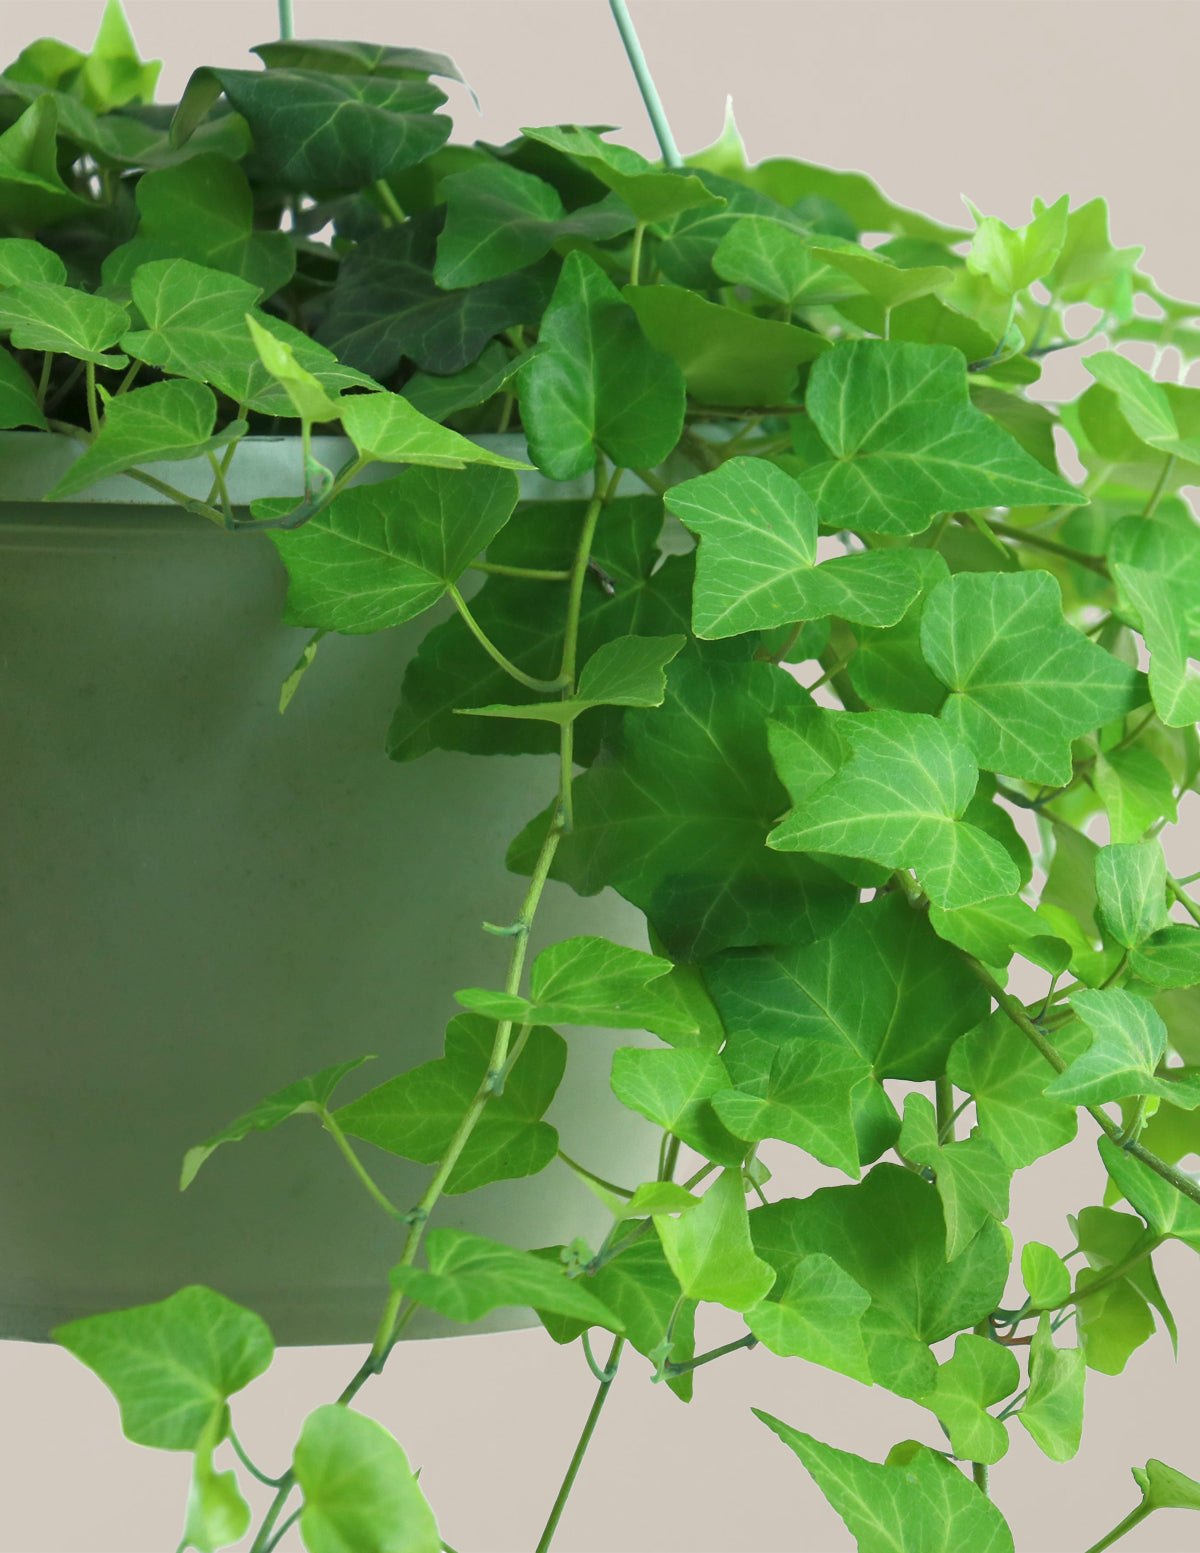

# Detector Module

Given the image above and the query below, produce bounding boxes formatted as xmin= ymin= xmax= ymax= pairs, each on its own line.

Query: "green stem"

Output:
xmin=974 ymin=516 xmax=1108 ymax=574
xmin=1142 ymin=453 xmax=1176 ymax=519
xmin=85 ymin=359 xmax=99 ymax=433
xmin=205 ymin=450 xmax=234 ymax=526
xmin=35 ymin=351 xmax=53 ymax=408
xmin=663 ymin=1331 xmax=758 ymax=1378
xmin=228 ymin=1427 xmax=287 ymax=1488
xmin=1080 ymin=1504 xmax=1152 ymax=1553
xmin=630 ymin=220 xmax=646 ymax=286
xmin=556 ymin=1149 xmax=634 ymax=1200
xmin=972 ymin=1460 xmax=989 ymax=1497
xmin=965 ymin=955 xmax=1200 ymax=1211
xmin=935 ymin=1075 xmax=956 ymax=1142
xmin=373 ymin=179 xmax=406 ymax=226
xmin=277 ymin=0 xmax=294 ymax=39
xmin=113 ymin=359 xmax=141 ymax=398
xmin=632 ymin=465 xmax=669 ymax=496
xmin=470 ymin=562 xmax=572 ymax=581
xmin=123 ymin=469 xmax=227 ymax=526
xmin=938 ymin=1097 xmax=972 ymax=1145
xmin=448 ymin=584 xmax=569 ymax=694
xmin=1168 ymin=874 xmax=1200 ymax=927
xmin=261 ymin=1508 xmax=302 ymax=1553
xmin=249 ymin=1477 xmax=298 ymax=1553
xmin=318 ymin=1108 xmax=406 ymax=1221
xmin=534 ymin=1334 xmax=625 ymax=1553
xmin=607 ymin=1 xmax=682 ymax=168
xmin=580 ymin=1329 xmax=620 ymax=1382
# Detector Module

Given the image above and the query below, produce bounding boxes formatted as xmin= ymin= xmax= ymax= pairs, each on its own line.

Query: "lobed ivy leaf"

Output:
xmin=0 ymin=97 xmax=92 ymax=229
xmin=1126 ymin=1458 xmax=1200 ymax=1519
xmin=0 ymin=279 xmax=128 ymax=367
xmin=292 ymin=1405 xmax=440 ymax=1553
xmin=47 ymin=380 xmax=246 ymax=500
xmin=927 ymin=894 xmax=1070 ymax=975
xmin=965 ymin=195 xmax=1068 ymax=295
xmin=338 ymin=389 xmax=532 ymax=470
xmin=1130 ymin=925 xmax=1200 ymax=989
xmin=920 ymin=570 xmax=1144 ymax=786
xmin=456 ymin=633 xmax=686 ymax=726
xmin=53 ymin=1286 xmax=273 ymax=1452
xmin=754 ymin=1414 xmax=1014 ymax=1553
xmin=0 ymin=236 xmax=66 ymax=287
xmin=389 ymin=1228 xmax=622 ymax=1329
xmin=1046 ymin=988 xmax=1200 ymax=1109
xmin=1017 ymin=1313 xmax=1086 ymax=1462
xmin=457 ymin=934 xmax=700 ymax=1041
xmin=1098 ymin=1135 xmax=1200 ymax=1250
xmin=797 ymin=340 xmax=1082 ymax=536
xmin=335 ymin=1014 xmax=564 ymax=1195
xmin=1095 ymin=840 xmax=1169 ymax=949
xmin=508 ymin=650 xmax=857 ymax=959
xmin=1084 ymin=350 xmax=1200 ymax=464
xmin=654 ymin=169 xmax=810 ymax=291
xmin=846 ymin=555 xmax=953 ymax=715
xmin=1074 ymin=1204 xmax=1177 ymax=1366
xmin=519 ymin=250 xmax=686 ymax=480
xmin=768 ymin=709 xmax=1021 ymax=911
xmin=624 ymin=284 xmax=829 ymax=407
xmin=101 ymin=154 xmax=295 ymax=297
xmin=389 ymin=497 xmax=692 ymax=763
xmin=435 ymin=161 xmax=634 ymax=288
xmin=521 ymin=124 xmax=723 ymax=224
xmin=653 ymin=1168 xmax=776 ymax=1311
xmin=1042 ymin=197 xmax=1142 ymax=310
xmin=1113 ymin=562 xmax=1200 ymax=728
xmin=919 ymin=1333 xmax=1021 ymax=1465
xmin=175 ymin=67 xmax=450 ymax=193
xmin=266 ymin=464 xmax=518 ymax=634
xmin=1093 ymin=745 xmax=1178 ymax=844
xmin=610 ymin=1046 xmax=745 ymax=1165
xmin=740 ymin=156 xmax=969 ymax=244
xmin=663 ymin=457 xmax=934 ymax=638
xmin=743 ymin=1254 xmax=872 ymax=1382
xmin=401 ymin=339 xmax=545 ymax=423
xmin=898 ymin=1094 xmax=1011 ymax=1261
xmin=806 ymin=242 xmax=955 ymax=309
xmin=712 ymin=216 xmax=863 ymax=308
xmin=250 ymin=38 xmax=469 ymax=86
xmin=180 ymin=1055 xmax=373 ymax=1191
xmin=0 ymin=344 xmax=46 ymax=429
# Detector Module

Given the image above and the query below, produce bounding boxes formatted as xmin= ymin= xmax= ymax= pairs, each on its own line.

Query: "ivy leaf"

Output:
xmin=965 ymin=195 xmax=1068 ymax=295
xmin=711 ymin=1038 xmax=868 ymax=1179
xmin=1113 ymin=562 xmax=1200 ymax=728
xmin=0 ymin=344 xmax=46 ymax=429
xmin=267 ymin=464 xmax=518 ymax=634
xmin=751 ymin=1165 xmax=1008 ymax=1398
xmin=1044 ymin=197 xmax=1142 ymax=309
xmin=435 ymin=162 xmax=634 ymax=287
xmin=0 ymin=97 xmax=91 ymax=228
xmin=316 ymin=220 xmax=553 ymax=378
xmin=1083 ymin=350 xmax=1200 ymax=463
xmin=898 ymin=1094 xmax=1011 ymax=1261
xmin=457 ymin=935 xmax=700 ymax=1041
xmin=335 ymin=1015 xmax=564 ymax=1195
xmin=1022 ymin=1242 xmax=1072 ymax=1308
xmin=1097 ymin=1135 xmax=1200 ymax=1250
xmin=1095 ymin=841 xmax=1169 ymax=949
xmin=73 ymin=0 xmax=161 ymax=112
xmin=806 ymin=243 xmax=955 ymax=309
xmin=53 ymin=1287 xmax=273 ymax=1451
xmin=919 ymin=1333 xmax=1021 ymax=1465
xmin=1093 ymin=746 xmax=1179 ymax=844
xmin=402 ymin=339 xmax=544 ymax=423
xmin=176 ymin=68 xmax=450 ymax=193
xmin=1018 ymin=1313 xmax=1086 ymax=1462
xmin=1077 ymin=1265 xmax=1156 ymax=1378
xmin=181 ymin=1055 xmax=373 ymax=1191
xmin=101 ymin=154 xmax=295 ymax=297
xmin=1074 ymin=1204 xmax=1177 ymax=1364
xmin=743 ymin=1254 xmax=872 ymax=1382
xmin=947 ymin=1011 xmax=1088 ymax=1170
xmin=920 ymin=570 xmax=1143 ymax=786
xmin=768 ymin=709 xmax=1021 ymax=911
xmin=338 ymin=389 xmax=532 ymax=471
xmin=846 ymin=555 xmax=954 ymax=715
xmin=519 ymin=250 xmax=686 ymax=480
xmin=754 ymin=1413 xmax=1014 ymax=1553
xmin=292 ymin=1405 xmax=440 ymax=1553
xmin=181 ymin=1411 xmax=251 ymax=1553
xmin=47 ymin=380 xmax=245 ymax=500
xmin=388 ymin=497 xmax=691 ymax=763
xmin=624 ymin=284 xmax=829 ymax=407
xmin=249 ymin=39 xmax=469 ymax=84
xmin=0 ymin=280 xmax=128 ymax=366
xmin=740 ymin=157 xmax=968 ymax=244
xmin=388 ymin=1229 xmax=623 ymax=1328
xmin=0 ymin=236 xmax=66 ymax=287
xmin=712 ymin=216 xmax=862 ymax=308
xmin=1128 ymin=1459 xmax=1200 ymax=1517
xmin=663 ymin=457 xmax=933 ymax=637
xmin=610 ymin=1047 xmax=745 ymax=1166
xmin=123 ymin=259 xmax=378 ymax=416
xmin=654 ymin=1168 xmax=776 ymax=1311
xmin=654 ymin=169 xmax=809 ymax=290
xmin=244 ymin=312 xmax=344 ymax=423
xmin=1047 ymin=989 xmax=1200 ymax=1108
xmin=456 ymin=633 xmax=686 ymax=726
xmin=927 ymin=895 xmax=1070 ymax=975
xmin=797 ymin=341 xmax=1080 ymax=536
xmin=1130 ymin=925 xmax=1200 ymax=989
xmin=508 ymin=651 xmax=857 ymax=959
xmin=521 ymin=124 xmax=723 ymax=223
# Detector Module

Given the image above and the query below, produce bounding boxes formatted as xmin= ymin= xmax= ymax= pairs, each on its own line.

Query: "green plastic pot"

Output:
xmin=0 ymin=431 xmax=660 ymax=1345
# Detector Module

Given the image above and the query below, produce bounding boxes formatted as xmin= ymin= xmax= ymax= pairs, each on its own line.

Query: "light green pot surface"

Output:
xmin=0 ymin=433 xmax=661 ymax=1345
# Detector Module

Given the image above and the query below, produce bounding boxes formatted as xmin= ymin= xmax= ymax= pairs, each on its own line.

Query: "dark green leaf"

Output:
xmin=521 ymin=125 xmax=723 ymax=224
xmin=53 ymin=1287 xmax=273 ymax=1451
xmin=267 ymin=464 xmax=518 ymax=633
xmin=0 ymin=343 xmax=45 ymax=429
xmin=335 ymin=1015 xmax=563 ymax=1195
xmin=293 ymin=1405 xmax=440 ymax=1553
xmin=401 ymin=340 xmax=543 ymax=422
xmin=0 ymin=236 xmax=66 ymax=286
xmin=456 ymin=633 xmax=685 ymax=725
xmin=0 ymin=96 xmax=91 ymax=228
xmin=251 ymin=38 xmax=468 ymax=87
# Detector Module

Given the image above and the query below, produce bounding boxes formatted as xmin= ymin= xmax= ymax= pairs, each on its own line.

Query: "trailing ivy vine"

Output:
xmin=5 ymin=2 xmax=1200 ymax=1549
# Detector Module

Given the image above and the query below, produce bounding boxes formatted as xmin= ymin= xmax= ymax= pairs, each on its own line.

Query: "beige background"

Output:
xmin=3 ymin=2 xmax=1200 ymax=1550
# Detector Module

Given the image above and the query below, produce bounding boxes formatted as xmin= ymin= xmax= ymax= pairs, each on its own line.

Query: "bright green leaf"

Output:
xmin=1098 ymin=1135 xmax=1200 ymax=1250
xmin=610 ymin=1046 xmax=744 ymax=1166
xmin=712 ymin=216 xmax=862 ymax=308
xmin=1084 ymin=351 xmax=1200 ymax=463
xmin=928 ymin=895 xmax=1070 ymax=975
xmin=0 ymin=236 xmax=66 ymax=287
xmin=1131 ymin=925 xmax=1200 ymax=989
xmin=457 ymin=633 xmax=686 ymax=726
xmin=899 ymin=1094 xmax=1011 ymax=1260
xmin=1095 ymin=841 xmax=1169 ymax=950
xmin=1022 ymin=1242 xmax=1072 ymax=1308
xmin=1047 ymin=988 xmax=1200 ymax=1108
xmin=654 ymin=1168 xmax=776 ymax=1311
xmin=293 ymin=1405 xmax=440 ymax=1553
xmin=181 ymin=1411 xmax=251 ymax=1553
xmin=1113 ymin=562 xmax=1200 ymax=728
xmin=0 ymin=279 xmax=128 ymax=367
xmin=808 ymin=243 xmax=955 ymax=309
xmin=919 ymin=1333 xmax=1021 ymax=1465
xmin=966 ymin=195 xmax=1068 ymax=295
xmin=1018 ymin=1313 xmax=1085 ymax=1462
xmin=744 ymin=1254 xmax=872 ymax=1382
xmin=1093 ymin=746 xmax=1178 ymax=843
xmin=712 ymin=1038 xmax=869 ymax=1179
xmin=338 ymin=390 xmax=532 ymax=471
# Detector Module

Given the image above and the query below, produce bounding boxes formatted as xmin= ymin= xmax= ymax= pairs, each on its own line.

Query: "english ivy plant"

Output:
xmin=12 ymin=2 xmax=1200 ymax=1550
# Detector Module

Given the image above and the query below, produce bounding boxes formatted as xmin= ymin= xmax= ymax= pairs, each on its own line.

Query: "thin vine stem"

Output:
xmin=607 ymin=1 xmax=682 ymax=168
xmin=448 ymin=584 xmax=569 ymax=694
xmin=1141 ymin=452 xmax=1177 ymax=519
xmin=470 ymin=562 xmax=572 ymax=581
xmin=277 ymin=0 xmax=295 ymax=40
xmin=261 ymin=1507 xmax=302 ymax=1553
xmin=533 ymin=1334 xmax=626 ymax=1553
xmin=228 ymin=1426 xmax=287 ymax=1488
xmin=317 ymin=1108 xmax=407 ymax=1221
xmin=1168 ymin=874 xmax=1200 ymax=927
xmin=1079 ymin=1504 xmax=1151 ymax=1553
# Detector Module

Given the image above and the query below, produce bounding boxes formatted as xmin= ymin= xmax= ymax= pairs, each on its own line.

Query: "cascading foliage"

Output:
xmin=9 ymin=3 xmax=1200 ymax=1550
